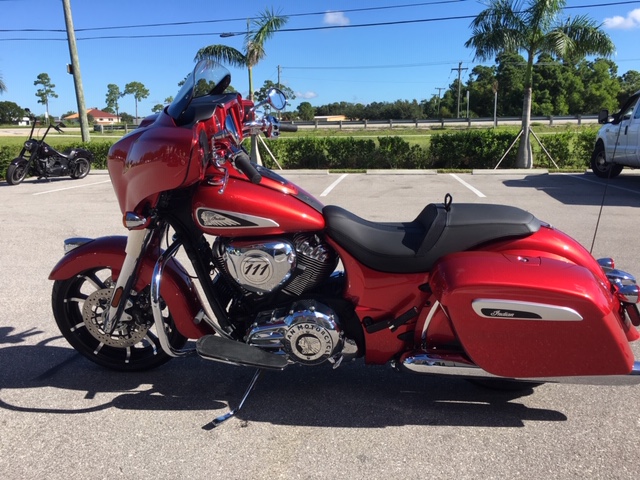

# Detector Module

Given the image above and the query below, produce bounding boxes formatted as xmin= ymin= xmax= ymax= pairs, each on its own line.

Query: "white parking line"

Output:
xmin=32 ymin=180 xmax=111 ymax=196
xmin=449 ymin=173 xmax=486 ymax=197
xmin=320 ymin=173 xmax=348 ymax=197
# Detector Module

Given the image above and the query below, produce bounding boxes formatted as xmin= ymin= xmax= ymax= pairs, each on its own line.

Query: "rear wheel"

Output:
xmin=71 ymin=157 xmax=90 ymax=179
xmin=591 ymin=144 xmax=623 ymax=179
xmin=6 ymin=160 xmax=29 ymax=185
xmin=52 ymin=266 xmax=187 ymax=371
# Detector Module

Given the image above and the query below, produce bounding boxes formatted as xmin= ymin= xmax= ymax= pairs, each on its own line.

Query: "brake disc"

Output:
xmin=82 ymin=288 xmax=151 ymax=348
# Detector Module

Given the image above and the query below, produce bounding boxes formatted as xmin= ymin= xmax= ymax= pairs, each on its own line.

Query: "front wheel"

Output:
xmin=52 ymin=266 xmax=187 ymax=371
xmin=70 ymin=157 xmax=91 ymax=179
xmin=591 ymin=144 xmax=623 ymax=179
xmin=6 ymin=159 xmax=29 ymax=185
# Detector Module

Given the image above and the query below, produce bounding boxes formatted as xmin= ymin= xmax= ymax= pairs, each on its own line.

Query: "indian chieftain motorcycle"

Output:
xmin=6 ymin=109 xmax=92 ymax=185
xmin=49 ymin=60 xmax=640 ymax=426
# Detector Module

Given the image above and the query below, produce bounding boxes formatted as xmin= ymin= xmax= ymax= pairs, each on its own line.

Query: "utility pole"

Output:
xmin=435 ymin=87 xmax=445 ymax=117
xmin=62 ymin=0 xmax=90 ymax=142
xmin=451 ymin=62 xmax=467 ymax=118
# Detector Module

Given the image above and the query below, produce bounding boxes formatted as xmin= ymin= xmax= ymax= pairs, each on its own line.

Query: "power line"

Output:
xmin=2 ymin=0 xmax=638 ymax=40
xmin=0 ymin=1 xmax=470 ymax=33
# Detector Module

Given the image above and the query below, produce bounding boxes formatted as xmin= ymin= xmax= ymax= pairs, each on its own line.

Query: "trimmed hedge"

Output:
xmin=2 ymin=129 xmax=598 ymax=181
xmin=259 ymin=128 xmax=597 ymax=171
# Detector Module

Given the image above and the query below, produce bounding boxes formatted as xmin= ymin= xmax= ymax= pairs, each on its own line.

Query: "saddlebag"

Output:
xmin=429 ymin=251 xmax=635 ymax=378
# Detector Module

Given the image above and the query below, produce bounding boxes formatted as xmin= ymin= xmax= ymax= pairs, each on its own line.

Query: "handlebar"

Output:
xmin=278 ymin=123 xmax=298 ymax=133
xmin=234 ymin=151 xmax=262 ymax=184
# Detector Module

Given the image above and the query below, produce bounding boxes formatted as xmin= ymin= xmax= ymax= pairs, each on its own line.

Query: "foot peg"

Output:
xmin=196 ymin=334 xmax=288 ymax=370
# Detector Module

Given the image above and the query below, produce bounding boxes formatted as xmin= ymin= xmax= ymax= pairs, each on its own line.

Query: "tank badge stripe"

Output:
xmin=196 ymin=208 xmax=279 ymax=229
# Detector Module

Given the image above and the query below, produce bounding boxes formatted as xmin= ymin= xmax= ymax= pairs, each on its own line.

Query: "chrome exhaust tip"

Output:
xmin=396 ymin=352 xmax=640 ymax=386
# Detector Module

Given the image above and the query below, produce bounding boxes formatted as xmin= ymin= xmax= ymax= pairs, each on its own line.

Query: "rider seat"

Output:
xmin=323 ymin=201 xmax=541 ymax=273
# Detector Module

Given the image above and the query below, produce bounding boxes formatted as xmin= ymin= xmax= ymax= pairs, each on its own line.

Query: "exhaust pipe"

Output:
xmin=396 ymin=351 xmax=640 ymax=386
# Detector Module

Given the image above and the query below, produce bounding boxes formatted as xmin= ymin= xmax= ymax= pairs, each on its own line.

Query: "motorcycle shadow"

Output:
xmin=0 ymin=330 xmax=567 ymax=428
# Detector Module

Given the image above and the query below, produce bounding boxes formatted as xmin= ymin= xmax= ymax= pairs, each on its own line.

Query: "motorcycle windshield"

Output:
xmin=167 ymin=59 xmax=232 ymax=122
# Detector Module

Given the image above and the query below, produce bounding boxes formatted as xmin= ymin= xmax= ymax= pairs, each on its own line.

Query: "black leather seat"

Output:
xmin=323 ymin=202 xmax=541 ymax=273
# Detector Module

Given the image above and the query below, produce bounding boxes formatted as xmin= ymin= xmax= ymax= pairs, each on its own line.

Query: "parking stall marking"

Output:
xmin=320 ymin=173 xmax=348 ymax=197
xmin=32 ymin=180 xmax=111 ymax=196
xmin=449 ymin=173 xmax=486 ymax=198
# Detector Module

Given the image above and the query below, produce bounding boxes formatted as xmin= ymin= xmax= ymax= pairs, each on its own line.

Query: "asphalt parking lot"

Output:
xmin=1 ymin=169 xmax=640 ymax=479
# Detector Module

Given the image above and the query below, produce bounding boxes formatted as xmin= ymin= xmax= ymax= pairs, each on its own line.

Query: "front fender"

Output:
xmin=10 ymin=156 xmax=28 ymax=166
xmin=49 ymin=236 xmax=211 ymax=339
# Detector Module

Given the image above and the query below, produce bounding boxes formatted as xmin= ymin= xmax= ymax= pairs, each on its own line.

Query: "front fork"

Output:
xmin=102 ymin=228 xmax=154 ymax=334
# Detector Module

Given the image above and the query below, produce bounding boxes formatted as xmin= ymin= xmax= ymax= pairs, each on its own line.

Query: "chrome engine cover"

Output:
xmin=246 ymin=300 xmax=345 ymax=365
xmin=220 ymin=239 xmax=296 ymax=294
xmin=214 ymin=234 xmax=338 ymax=296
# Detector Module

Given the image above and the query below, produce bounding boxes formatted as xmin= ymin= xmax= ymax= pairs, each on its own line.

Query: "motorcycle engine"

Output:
xmin=211 ymin=235 xmax=359 ymax=366
xmin=245 ymin=300 xmax=357 ymax=366
xmin=212 ymin=233 xmax=337 ymax=296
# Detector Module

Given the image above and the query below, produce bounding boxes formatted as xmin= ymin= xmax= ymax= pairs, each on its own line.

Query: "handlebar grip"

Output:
xmin=278 ymin=123 xmax=298 ymax=132
xmin=234 ymin=152 xmax=262 ymax=184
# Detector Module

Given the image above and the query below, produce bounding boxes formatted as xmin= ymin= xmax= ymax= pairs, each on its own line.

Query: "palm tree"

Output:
xmin=195 ymin=8 xmax=288 ymax=101
xmin=465 ymin=0 xmax=614 ymax=168
xmin=0 ymin=73 xmax=6 ymax=94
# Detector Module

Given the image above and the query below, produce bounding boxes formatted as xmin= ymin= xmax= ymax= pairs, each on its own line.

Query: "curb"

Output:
xmin=472 ymin=168 xmax=549 ymax=175
xmin=366 ymin=169 xmax=438 ymax=175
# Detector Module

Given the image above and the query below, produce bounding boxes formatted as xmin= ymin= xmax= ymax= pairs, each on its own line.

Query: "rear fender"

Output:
xmin=68 ymin=148 xmax=94 ymax=162
xmin=49 ymin=236 xmax=211 ymax=339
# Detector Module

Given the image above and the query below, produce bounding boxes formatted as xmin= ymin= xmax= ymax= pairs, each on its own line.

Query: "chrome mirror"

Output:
xmin=267 ymin=88 xmax=287 ymax=111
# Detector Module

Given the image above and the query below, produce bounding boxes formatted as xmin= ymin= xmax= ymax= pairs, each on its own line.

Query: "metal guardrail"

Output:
xmin=93 ymin=124 xmax=138 ymax=133
xmin=286 ymin=115 xmax=599 ymax=130
xmin=89 ymin=115 xmax=598 ymax=133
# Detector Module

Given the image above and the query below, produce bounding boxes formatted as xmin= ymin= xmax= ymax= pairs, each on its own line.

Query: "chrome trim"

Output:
xmin=150 ymin=239 xmax=195 ymax=357
xmin=420 ymin=301 xmax=441 ymax=342
xmin=124 ymin=212 xmax=148 ymax=229
xmin=597 ymin=257 xmax=615 ymax=273
xmin=63 ymin=237 xmax=93 ymax=253
xmin=606 ymin=269 xmax=637 ymax=287
xmin=471 ymin=299 xmax=583 ymax=321
xmin=397 ymin=352 xmax=640 ymax=386
xmin=617 ymin=284 xmax=639 ymax=304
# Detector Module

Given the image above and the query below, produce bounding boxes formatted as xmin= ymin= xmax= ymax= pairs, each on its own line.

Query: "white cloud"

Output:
xmin=295 ymin=91 xmax=318 ymax=100
xmin=604 ymin=9 xmax=640 ymax=29
xmin=324 ymin=11 xmax=350 ymax=26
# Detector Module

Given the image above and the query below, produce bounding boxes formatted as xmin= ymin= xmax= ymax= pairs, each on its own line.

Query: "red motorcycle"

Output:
xmin=49 ymin=60 xmax=639 ymax=426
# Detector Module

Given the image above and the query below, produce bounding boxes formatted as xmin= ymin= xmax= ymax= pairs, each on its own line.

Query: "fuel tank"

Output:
xmin=192 ymin=175 xmax=326 ymax=237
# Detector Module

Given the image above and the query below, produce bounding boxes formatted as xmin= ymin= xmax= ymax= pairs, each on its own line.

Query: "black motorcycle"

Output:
xmin=6 ymin=110 xmax=93 ymax=185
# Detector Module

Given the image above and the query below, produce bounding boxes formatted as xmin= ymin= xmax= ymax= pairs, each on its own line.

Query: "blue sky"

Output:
xmin=1 ymin=0 xmax=639 ymax=118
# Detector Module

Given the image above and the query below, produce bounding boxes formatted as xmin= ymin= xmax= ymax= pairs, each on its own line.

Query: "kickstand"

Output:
xmin=203 ymin=369 xmax=262 ymax=429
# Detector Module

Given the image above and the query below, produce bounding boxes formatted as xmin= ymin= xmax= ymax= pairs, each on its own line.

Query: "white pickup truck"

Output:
xmin=591 ymin=90 xmax=640 ymax=178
